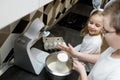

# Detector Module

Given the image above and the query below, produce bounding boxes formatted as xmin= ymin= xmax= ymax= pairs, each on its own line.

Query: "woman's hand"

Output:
xmin=58 ymin=43 xmax=78 ymax=58
xmin=73 ymin=60 xmax=88 ymax=80
xmin=73 ymin=60 xmax=86 ymax=74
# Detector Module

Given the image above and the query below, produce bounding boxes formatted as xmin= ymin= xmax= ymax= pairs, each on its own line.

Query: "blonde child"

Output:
xmin=74 ymin=9 xmax=104 ymax=73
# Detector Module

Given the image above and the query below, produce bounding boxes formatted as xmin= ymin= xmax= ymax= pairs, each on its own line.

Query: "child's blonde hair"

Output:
xmin=80 ymin=9 xmax=104 ymax=36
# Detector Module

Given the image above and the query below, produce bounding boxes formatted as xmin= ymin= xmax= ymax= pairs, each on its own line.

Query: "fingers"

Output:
xmin=58 ymin=44 xmax=68 ymax=51
xmin=73 ymin=61 xmax=86 ymax=75
xmin=73 ymin=60 xmax=80 ymax=65
xmin=68 ymin=44 xmax=72 ymax=49
xmin=72 ymin=60 xmax=80 ymax=70
xmin=58 ymin=43 xmax=72 ymax=49
xmin=72 ymin=60 xmax=86 ymax=72
xmin=68 ymin=43 xmax=73 ymax=48
xmin=73 ymin=60 xmax=86 ymax=67
xmin=68 ymin=43 xmax=74 ymax=51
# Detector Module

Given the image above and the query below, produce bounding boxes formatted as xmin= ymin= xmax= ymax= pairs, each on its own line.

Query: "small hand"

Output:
xmin=58 ymin=43 xmax=78 ymax=58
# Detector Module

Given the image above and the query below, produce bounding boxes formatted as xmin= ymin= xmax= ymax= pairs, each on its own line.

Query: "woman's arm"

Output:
xmin=73 ymin=60 xmax=89 ymax=80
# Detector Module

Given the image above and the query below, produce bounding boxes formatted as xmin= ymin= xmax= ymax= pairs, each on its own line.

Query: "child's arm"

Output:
xmin=77 ymin=51 xmax=100 ymax=64
xmin=58 ymin=44 xmax=100 ymax=64
xmin=74 ymin=44 xmax=81 ymax=52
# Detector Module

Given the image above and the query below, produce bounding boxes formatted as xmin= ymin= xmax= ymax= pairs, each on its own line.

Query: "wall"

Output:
xmin=0 ymin=0 xmax=79 ymax=64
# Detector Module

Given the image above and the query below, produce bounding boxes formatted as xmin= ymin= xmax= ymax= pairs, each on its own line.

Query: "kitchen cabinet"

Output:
xmin=0 ymin=0 xmax=53 ymax=30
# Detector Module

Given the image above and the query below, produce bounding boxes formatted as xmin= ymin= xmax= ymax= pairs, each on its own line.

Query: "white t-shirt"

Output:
xmin=89 ymin=47 xmax=120 ymax=80
xmin=74 ymin=34 xmax=102 ymax=54
xmin=74 ymin=34 xmax=102 ymax=72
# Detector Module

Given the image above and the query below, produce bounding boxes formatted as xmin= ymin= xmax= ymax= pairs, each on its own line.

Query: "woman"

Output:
xmin=58 ymin=0 xmax=120 ymax=80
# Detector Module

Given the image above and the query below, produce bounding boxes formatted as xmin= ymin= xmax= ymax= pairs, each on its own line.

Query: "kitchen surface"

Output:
xmin=0 ymin=1 xmax=94 ymax=80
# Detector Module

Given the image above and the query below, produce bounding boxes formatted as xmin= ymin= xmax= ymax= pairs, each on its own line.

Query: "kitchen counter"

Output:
xmin=0 ymin=66 xmax=48 ymax=80
xmin=0 ymin=65 xmax=79 ymax=80
xmin=0 ymin=25 xmax=82 ymax=80
xmin=0 ymin=1 xmax=91 ymax=79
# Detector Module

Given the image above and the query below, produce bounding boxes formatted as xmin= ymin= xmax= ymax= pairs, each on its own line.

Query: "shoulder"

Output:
xmin=102 ymin=47 xmax=116 ymax=54
xmin=100 ymin=47 xmax=116 ymax=58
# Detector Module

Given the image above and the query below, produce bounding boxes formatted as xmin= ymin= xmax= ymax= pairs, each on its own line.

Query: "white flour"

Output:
xmin=48 ymin=61 xmax=69 ymax=73
xmin=57 ymin=53 xmax=68 ymax=62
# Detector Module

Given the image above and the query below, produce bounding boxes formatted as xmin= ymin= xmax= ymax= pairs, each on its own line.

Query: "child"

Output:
xmin=74 ymin=9 xmax=104 ymax=73
xmin=58 ymin=0 xmax=120 ymax=80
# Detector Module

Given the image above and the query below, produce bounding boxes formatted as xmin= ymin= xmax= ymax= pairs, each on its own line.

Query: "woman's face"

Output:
xmin=103 ymin=15 xmax=120 ymax=49
xmin=87 ymin=14 xmax=103 ymax=36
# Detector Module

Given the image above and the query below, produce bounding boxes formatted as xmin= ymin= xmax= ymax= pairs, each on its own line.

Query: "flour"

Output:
xmin=57 ymin=53 xmax=68 ymax=62
xmin=48 ymin=61 xmax=69 ymax=74
xmin=47 ymin=53 xmax=70 ymax=75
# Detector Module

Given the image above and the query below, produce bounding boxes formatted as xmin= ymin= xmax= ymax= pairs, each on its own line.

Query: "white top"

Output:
xmin=89 ymin=47 xmax=120 ymax=80
xmin=75 ymin=34 xmax=102 ymax=54
xmin=74 ymin=34 xmax=102 ymax=72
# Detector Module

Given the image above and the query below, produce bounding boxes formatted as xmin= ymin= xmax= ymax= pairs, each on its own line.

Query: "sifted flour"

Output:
xmin=57 ymin=53 xmax=68 ymax=62
xmin=48 ymin=61 xmax=69 ymax=73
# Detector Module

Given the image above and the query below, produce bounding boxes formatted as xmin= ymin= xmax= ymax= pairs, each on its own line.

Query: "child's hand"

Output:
xmin=58 ymin=43 xmax=78 ymax=58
